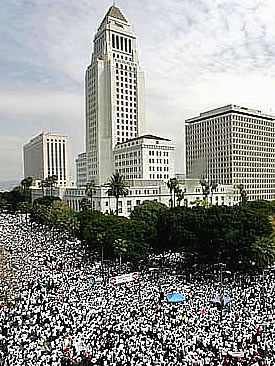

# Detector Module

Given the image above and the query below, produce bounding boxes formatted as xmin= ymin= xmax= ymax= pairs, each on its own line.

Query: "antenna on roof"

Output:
xmin=112 ymin=0 xmax=116 ymax=6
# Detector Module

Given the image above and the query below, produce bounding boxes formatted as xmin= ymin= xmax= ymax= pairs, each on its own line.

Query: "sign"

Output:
xmin=109 ymin=272 xmax=140 ymax=286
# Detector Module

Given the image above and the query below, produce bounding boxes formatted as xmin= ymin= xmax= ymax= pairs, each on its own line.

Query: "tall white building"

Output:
xmin=114 ymin=134 xmax=175 ymax=181
xmin=23 ymin=132 xmax=68 ymax=187
xmin=76 ymin=152 xmax=87 ymax=188
xmin=86 ymin=5 xmax=146 ymax=185
xmin=185 ymin=105 xmax=275 ymax=202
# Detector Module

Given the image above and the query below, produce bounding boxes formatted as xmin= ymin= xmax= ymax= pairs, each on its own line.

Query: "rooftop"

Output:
xmin=186 ymin=104 xmax=275 ymax=123
xmin=100 ymin=6 xmax=128 ymax=27
xmin=116 ymin=134 xmax=171 ymax=146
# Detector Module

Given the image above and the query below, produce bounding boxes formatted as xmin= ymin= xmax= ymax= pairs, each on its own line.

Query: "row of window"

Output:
xmin=112 ymin=34 xmax=132 ymax=54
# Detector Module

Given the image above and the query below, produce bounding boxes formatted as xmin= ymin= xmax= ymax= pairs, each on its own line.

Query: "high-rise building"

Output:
xmin=76 ymin=152 xmax=87 ymax=188
xmin=185 ymin=105 xmax=275 ymax=202
xmin=23 ymin=132 xmax=68 ymax=187
xmin=114 ymin=134 xmax=175 ymax=181
xmin=85 ymin=5 xmax=146 ymax=185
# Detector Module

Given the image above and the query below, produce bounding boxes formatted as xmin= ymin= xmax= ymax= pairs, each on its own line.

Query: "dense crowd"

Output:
xmin=0 ymin=213 xmax=274 ymax=365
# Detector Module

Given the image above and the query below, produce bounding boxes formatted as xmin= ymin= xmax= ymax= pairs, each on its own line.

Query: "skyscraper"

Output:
xmin=85 ymin=6 xmax=146 ymax=185
xmin=23 ymin=132 xmax=68 ymax=187
xmin=185 ymin=105 xmax=275 ymax=202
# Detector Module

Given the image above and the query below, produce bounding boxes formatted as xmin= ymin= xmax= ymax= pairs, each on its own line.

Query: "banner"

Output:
xmin=109 ymin=272 xmax=139 ymax=286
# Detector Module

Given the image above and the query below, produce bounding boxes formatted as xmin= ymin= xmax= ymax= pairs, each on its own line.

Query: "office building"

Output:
xmin=185 ymin=105 xmax=275 ymax=202
xmin=85 ymin=5 xmax=146 ymax=185
xmin=76 ymin=152 xmax=87 ymax=188
xmin=113 ymin=134 xmax=175 ymax=181
xmin=23 ymin=132 xmax=68 ymax=187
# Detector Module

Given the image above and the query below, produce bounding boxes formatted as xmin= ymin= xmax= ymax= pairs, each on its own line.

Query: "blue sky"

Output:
xmin=1 ymin=0 xmax=275 ymax=180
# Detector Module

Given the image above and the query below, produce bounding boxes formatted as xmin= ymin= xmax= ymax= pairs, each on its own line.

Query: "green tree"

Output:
xmin=52 ymin=200 xmax=80 ymax=237
xmin=85 ymin=180 xmax=96 ymax=210
xmin=238 ymin=184 xmax=248 ymax=204
xmin=33 ymin=196 xmax=61 ymax=207
xmin=251 ymin=236 xmax=275 ymax=268
xmin=2 ymin=186 xmax=25 ymax=212
xmin=106 ymin=172 xmax=128 ymax=215
xmin=130 ymin=200 xmax=168 ymax=251
xmin=38 ymin=179 xmax=48 ymax=197
xmin=175 ymin=186 xmax=185 ymax=207
xmin=17 ymin=201 xmax=32 ymax=223
xmin=200 ymin=179 xmax=218 ymax=204
xmin=167 ymin=177 xmax=179 ymax=208
xmin=21 ymin=176 xmax=33 ymax=202
xmin=80 ymin=197 xmax=92 ymax=211
xmin=114 ymin=238 xmax=128 ymax=265
xmin=45 ymin=175 xmax=58 ymax=197
xmin=0 ymin=197 xmax=7 ymax=212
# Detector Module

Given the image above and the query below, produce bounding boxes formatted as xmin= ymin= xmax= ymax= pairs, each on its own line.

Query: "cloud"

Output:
xmin=1 ymin=0 xmax=275 ymax=180
xmin=0 ymin=89 xmax=84 ymax=180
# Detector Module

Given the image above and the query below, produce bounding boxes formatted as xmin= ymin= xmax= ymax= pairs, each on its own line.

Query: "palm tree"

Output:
xmin=167 ymin=178 xmax=179 ymax=208
xmin=85 ymin=180 xmax=96 ymax=210
xmin=210 ymin=181 xmax=218 ymax=204
xmin=21 ymin=176 xmax=33 ymax=202
xmin=200 ymin=179 xmax=210 ymax=202
xmin=45 ymin=175 xmax=58 ymax=197
xmin=106 ymin=172 xmax=128 ymax=215
xmin=38 ymin=179 xmax=47 ymax=198
xmin=80 ymin=197 xmax=91 ymax=211
xmin=238 ymin=184 xmax=248 ymax=204
xmin=200 ymin=179 xmax=218 ymax=204
xmin=114 ymin=238 xmax=129 ymax=266
xmin=175 ymin=187 xmax=185 ymax=207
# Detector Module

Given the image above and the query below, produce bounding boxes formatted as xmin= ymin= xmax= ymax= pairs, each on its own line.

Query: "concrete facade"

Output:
xmin=64 ymin=179 xmax=234 ymax=217
xmin=85 ymin=6 xmax=146 ymax=185
xmin=76 ymin=152 xmax=87 ymax=188
xmin=185 ymin=105 xmax=275 ymax=202
xmin=23 ymin=132 xmax=68 ymax=187
xmin=113 ymin=134 xmax=175 ymax=181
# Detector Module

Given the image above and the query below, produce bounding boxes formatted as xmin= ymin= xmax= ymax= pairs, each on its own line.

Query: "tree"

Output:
xmin=0 ymin=197 xmax=7 ymax=212
xmin=114 ymin=238 xmax=128 ymax=265
xmin=200 ymin=179 xmax=210 ymax=201
xmin=21 ymin=176 xmax=33 ymax=202
xmin=175 ymin=186 xmax=185 ymax=207
xmin=238 ymin=184 xmax=248 ymax=204
xmin=2 ymin=186 xmax=25 ymax=212
xmin=210 ymin=181 xmax=218 ymax=203
xmin=52 ymin=200 xmax=80 ymax=237
xmin=106 ymin=172 xmax=128 ymax=215
xmin=38 ymin=179 xmax=48 ymax=198
xmin=85 ymin=180 xmax=96 ymax=210
xmin=33 ymin=196 xmax=61 ymax=207
xmin=45 ymin=175 xmax=58 ymax=197
xmin=199 ymin=179 xmax=218 ymax=204
xmin=17 ymin=201 xmax=32 ymax=223
xmin=80 ymin=197 xmax=92 ymax=211
xmin=130 ymin=200 xmax=168 ymax=251
xmin=251 ymin=236 xmax=275 ymax=269
xmin=167 ymin=177 xmax=179 ymax=208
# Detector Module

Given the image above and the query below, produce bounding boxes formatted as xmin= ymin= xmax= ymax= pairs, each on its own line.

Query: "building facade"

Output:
xmin=113 ymin=134 xmax=175 ymax=181
xmin=85 ymin=6 xmax=146 ymax=185
xmin=76 ymin=152 xmax=87 ymax=188
xmin=185 ymin=105 xmax=275 ymax=202
xmin=64 ymin=179 xmax=234 ymax=217
xmin=23 ymin=132 xmax=68 ymax=187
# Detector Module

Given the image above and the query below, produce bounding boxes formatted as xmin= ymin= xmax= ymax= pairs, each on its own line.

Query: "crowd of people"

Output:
xmin=0 ymin=213 xmax=274 ymax=365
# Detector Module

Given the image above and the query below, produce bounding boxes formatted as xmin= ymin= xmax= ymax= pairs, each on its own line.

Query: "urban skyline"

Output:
xmin=2 ymin=0 xmax=275 ymax=181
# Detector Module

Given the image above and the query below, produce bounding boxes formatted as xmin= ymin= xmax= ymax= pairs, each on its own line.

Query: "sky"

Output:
xmin=1 ymin=0 xmax=275 ymax=181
